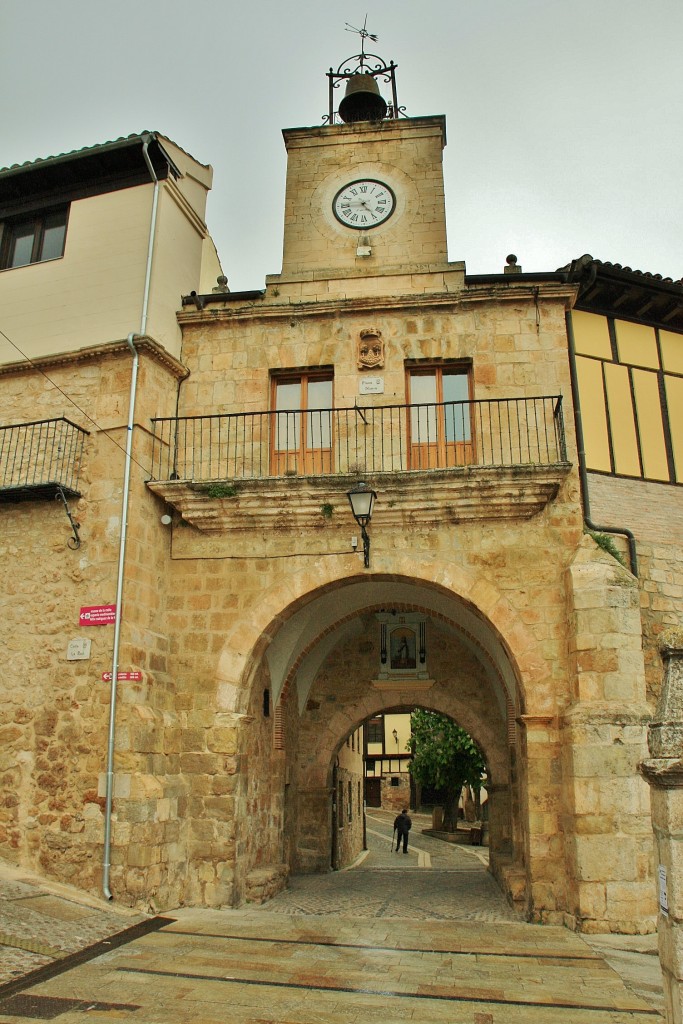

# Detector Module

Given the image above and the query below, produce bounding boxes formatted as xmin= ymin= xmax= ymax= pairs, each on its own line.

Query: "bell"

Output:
xmin=338 ymin=74 xmax=387 ymax=124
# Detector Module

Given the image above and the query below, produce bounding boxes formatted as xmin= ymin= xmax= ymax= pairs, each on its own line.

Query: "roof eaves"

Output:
xmin=0 ymin=131 xmax=183 ymax=181
xmin=560 ymin=254 xmax=683 ymax=293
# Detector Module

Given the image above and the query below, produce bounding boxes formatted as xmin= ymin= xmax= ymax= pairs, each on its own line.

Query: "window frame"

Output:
xmin=366 ymin=716 xmax=383 ymax=745
xmin=0 ymin=205 xmax=69 ymax=270
xmin=269 ymin=369 xmax=334 ymax=476
xmin=406 ymin=361 xmax=474 ymax=469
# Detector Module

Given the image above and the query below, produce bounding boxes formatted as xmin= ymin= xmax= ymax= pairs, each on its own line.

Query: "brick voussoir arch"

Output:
xmin=216 ymin=555 xmax=538 ymax=714
xmin=303 ymin=692 xmax=508 ymax=791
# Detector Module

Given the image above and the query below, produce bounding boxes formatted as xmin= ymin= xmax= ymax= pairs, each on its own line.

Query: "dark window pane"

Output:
xmin=2 ymin=207 xmax=68 ymax=270
xmin=9 ymin=222 xmax=36 ymax=268
xmin=367 ymin=719 xmax=382 ymax=743
xmin=40 ymin=211 xmax=67 ymax=261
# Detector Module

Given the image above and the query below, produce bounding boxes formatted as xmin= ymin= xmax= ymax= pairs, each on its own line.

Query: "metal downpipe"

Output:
xmin=102 ymin=137 xmax=160 ymax=900
xmin=102 ymin=332 xmax=139 ymax=900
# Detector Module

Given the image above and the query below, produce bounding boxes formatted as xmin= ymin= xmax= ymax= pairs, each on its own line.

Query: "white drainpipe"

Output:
xmin=102 ymin=135 xmax=160 ymax=900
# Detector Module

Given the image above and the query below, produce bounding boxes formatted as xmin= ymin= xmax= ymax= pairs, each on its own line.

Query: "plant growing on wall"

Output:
xmin=204 ymin=482 xmax=238 ymax=498
xmin=408 ymin=710 xmax=486 ymax=832
xmin=587 ymin=530 xmax=626 ymax=568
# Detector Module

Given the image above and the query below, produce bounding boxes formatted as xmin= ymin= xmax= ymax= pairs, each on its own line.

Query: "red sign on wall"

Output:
xmin=101 ymin=671 xmax=143 ymax=682
xmin=79 ymin=604 xmax=117 ymax=626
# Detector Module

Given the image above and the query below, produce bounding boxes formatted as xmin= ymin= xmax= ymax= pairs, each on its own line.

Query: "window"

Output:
xmin=1 ymin=207 xmax=68 ymax=269
xmin=366 ymin=716 xmax=383 ymax=745
xmin=270 ymin=371 xmax=333 ymax=475
xmin=407 ymin=364 xmax=473 ymax=469
xmin=348 ymin=781 xmax=353 ymax=822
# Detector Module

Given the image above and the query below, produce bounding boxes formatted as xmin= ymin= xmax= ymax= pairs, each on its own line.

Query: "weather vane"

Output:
xmin=326 ymin=16 xmax=402 ymax=125
xmin=345 ymin=14 xmax=378 ymax=70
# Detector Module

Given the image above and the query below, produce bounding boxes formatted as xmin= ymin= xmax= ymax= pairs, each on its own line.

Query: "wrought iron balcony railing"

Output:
xmin=0 ymin=417 xmax=89 ymax=501
xmin=148 ymin=396 xmax=567 ymax=484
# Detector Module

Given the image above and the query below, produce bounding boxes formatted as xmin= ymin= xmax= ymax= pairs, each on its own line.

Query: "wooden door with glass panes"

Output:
xmin=270 ymin=373 xmax=333 ymax=475
xmin=408 ymin=366 xmax=474 ymax=469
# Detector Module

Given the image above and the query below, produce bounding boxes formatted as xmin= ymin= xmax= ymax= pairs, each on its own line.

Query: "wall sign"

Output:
xmin=67 ymin=638 xmax=91 ymax=661
xmin=79 ymin=604 xmax=117 ymax=626
xmin=659 ymin=864 xmax=669 ymax=916
xmin=101 ymin=671 xmax=143 ymax=682
xmin=359 ymin=376 xmax=384 ymax=395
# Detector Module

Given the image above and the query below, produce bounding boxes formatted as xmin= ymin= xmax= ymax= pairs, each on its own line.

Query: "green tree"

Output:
xmin=408 ymin=710 xmax=486 ymax=831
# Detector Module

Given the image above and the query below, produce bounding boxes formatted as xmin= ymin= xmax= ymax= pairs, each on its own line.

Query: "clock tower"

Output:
xmin=269 ymin=50 xmax=458 ymax=298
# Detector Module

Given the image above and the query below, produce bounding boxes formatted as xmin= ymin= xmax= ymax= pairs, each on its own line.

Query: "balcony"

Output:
xmin=0 ymin=417 xmax=88 ymax=503
xmin=147 ymin=397 xmax=571 ymax=533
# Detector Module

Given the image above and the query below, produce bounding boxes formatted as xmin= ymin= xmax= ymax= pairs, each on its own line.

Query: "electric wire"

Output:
xmin=0 ymin=326 xmax=153 ymax=478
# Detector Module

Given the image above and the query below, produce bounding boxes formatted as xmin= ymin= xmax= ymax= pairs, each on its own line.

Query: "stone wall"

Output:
xmin=587 ymin=472 xmax=683 ymax=704
xmin=177 ymin=288 xmax=577 ymax=424
xmin=334 ymin=727 xmax=364 ymax=868
xmin=381 ymin=773 xmax=411 ymax=812
xmin=561 ymin=538 xmax=655 ymax=933
xmin=335 ymin=766 xmax=364 ymax=869
xmin=0 ymin=343 xmax=186 ymax=909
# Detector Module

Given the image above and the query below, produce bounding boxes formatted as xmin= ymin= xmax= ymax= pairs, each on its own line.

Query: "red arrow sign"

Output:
xmin=101 ymin=671 xmax=143 ymax=682
xmin=80 ymin=604 xmax=117 ymax=626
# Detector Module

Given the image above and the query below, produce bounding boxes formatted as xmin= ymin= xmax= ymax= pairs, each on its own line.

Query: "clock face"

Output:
xmin=332 ymin=179 xmax=396 ymax=229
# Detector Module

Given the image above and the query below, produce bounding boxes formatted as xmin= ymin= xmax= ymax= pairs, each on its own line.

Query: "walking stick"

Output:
xmin=391 ymin=827 xmax=396 ymax=851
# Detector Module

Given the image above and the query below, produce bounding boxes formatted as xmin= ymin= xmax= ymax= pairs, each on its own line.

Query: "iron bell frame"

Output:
xmin=325 ymin=53 xmax=404 ymax=126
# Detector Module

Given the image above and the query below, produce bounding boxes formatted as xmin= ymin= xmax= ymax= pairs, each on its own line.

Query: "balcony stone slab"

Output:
xmin=147 ymin=462 xmax=571 ymax=533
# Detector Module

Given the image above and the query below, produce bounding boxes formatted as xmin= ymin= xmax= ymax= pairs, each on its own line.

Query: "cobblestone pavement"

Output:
xmin=0 ymin=861 xmax=146 ymax=987
xmin=0 ymin=817 xmax=665 ymax=1022
xmin=261 ymin=810 xmax=521 ymax=922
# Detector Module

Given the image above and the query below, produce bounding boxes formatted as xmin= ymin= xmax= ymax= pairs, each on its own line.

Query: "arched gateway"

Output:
xmin=169 ymin=539 xmax=653 ymax=934
xmin=215 ymin=566 xmax=528 ymax=909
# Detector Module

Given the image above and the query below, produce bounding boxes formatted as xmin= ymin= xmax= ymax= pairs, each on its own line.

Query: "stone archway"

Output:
xmin=215 ymin=566 xmax=534 ymax=911
xmin=284 ymin=601 xmax=519 ymax=906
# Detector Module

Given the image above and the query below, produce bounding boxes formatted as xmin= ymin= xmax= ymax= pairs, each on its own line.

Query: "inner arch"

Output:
xmin=265 ymin=577 xmax=524 ymax=720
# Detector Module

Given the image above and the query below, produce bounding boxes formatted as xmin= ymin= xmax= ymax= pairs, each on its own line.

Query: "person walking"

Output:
xmin=394 ymin=808 xmax=412 ymax=853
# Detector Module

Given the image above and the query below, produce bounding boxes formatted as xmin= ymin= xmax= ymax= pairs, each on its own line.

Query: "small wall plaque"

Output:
xmin=67 ymin=638 xmax=91 ymax=661
xmin=659 ymin=864 xmax=669 ymax=916
xmin=359 ymin=376 xmax=384 ymax=395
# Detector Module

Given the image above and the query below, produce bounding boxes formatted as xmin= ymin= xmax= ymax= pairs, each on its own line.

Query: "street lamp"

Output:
xmin=347 ymin=481 xmax=377 ymax=568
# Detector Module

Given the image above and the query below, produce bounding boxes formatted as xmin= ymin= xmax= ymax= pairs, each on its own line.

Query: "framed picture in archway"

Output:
xmin=375 ymin=612 xmax=430 ymax=685
xmin=389 ymin=627 xmax=416 ymax=670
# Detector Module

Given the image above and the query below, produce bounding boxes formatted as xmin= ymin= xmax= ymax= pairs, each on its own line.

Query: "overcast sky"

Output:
xmin=2 ymin=0 xmax=681 ymax=292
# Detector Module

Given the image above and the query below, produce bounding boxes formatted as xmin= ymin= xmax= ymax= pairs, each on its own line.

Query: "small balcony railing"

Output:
xmin=0 ymin=417 xmax=89 ymax=501
xmin=148 ymin=396 xmax=566 ymax=483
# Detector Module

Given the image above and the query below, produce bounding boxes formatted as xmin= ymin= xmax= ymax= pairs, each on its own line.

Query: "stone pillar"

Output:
xmin=640 ymin=634 xmax=683 ymax=1024
xmin=562 ymin=549 xmax=655 ymax=932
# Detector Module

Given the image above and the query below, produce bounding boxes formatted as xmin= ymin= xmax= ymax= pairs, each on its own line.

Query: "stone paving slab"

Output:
xmin=0 ymin=832 xmax=665 ymax=1022
xmin=0 ymin=909 xmax=663 ymax=1024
